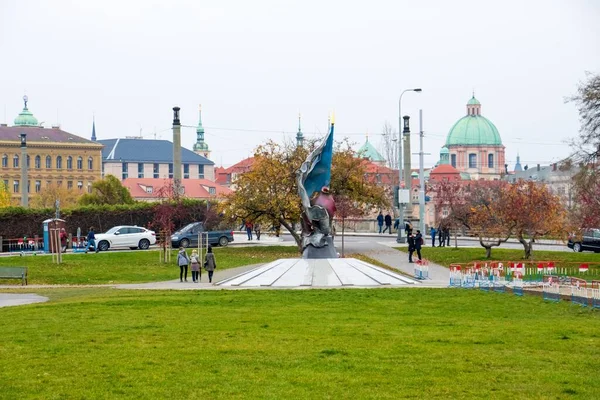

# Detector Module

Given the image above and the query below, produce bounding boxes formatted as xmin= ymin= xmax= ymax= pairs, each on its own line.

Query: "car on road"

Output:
xmin=171 ymin=222 xmax=234 ymax=248
xmin=95 ymin=226 xmax=157 ymax=252
xmin=568 ymin=228 xmax=600 ymax=252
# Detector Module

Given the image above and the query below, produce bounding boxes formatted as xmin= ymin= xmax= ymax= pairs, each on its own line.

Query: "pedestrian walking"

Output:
xmin=190 ymin=249 xmax=201 ymax=283
xmin=376 ymin=212 xmax=384 ymax=234
xmin=383 ymin=213 xmax=392 ymax=234
xmin=177 ymin=247 xmax=190 ymax=282
xmin=84 ymin=227 xmax=97 ymax=253
xmin=393 ymin=218 xmax=400 ymax=231
xmin=254 ymin=223 xmax=261 ymax=241
xmin=415 ymin=230 xmax=423 ymax=261
xmin=407 ymin=232 xmax=415 ymax=263
xmin=444 ymin=227 xmax=451 ymax=246
xmin=245 ymin=220 xmax=253 ymax=240
xmin=430 ymin=227 xmax=437 ymax=247
xmin=60 ymin=228 xmax=68 ymax=253
xmin=438 ymin=225 xmax=444 ymax=247
xmin=204 ymin=245 xmax=217 ymax=283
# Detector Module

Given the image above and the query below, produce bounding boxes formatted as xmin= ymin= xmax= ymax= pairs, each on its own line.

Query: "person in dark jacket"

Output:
xmin=204 ymin=245 xmax=217 ymax=283
xmin=382 ymin=213 xmax=392 ymax=234
xmin=407 ymin=232 xmax=416 ymax=263
xmin=84 ymin=227 xmax=97 ymax=253
xmin=376 ymin=212 xmax=384 ymax=234
xmin=444 ymin=227 xmax=451 ymax=246
xmin=414 ymin=230 xmax=423 ymax=261
xmin=438 ymin=225 xmax=444 ymax=247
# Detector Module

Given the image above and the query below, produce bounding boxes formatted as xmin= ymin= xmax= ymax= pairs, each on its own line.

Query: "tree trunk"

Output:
xmin=485 ymin=246 xmax=492 ymax=258
xmin=341 ymin=218 xmax=345 ymax=258
xmin=518 ymin=235 xmax=533 ymax=259
xmin=280 ymin=218 xmax=303 ymax=254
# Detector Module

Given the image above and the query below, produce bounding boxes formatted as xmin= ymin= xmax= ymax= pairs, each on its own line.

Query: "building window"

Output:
xmin=209 ymin=187 xmax=216 ymax=195
xmin=45 ymin=155 xmax=51 ymax=168
xmin=3 ymin=179 xmax=8 ymax=188
xmin=487 ymin=154 xmax=494 ymax=168
xmin=198 ymin=165 xmax=204 ymax=179
xmin=88 ymin=157 xmax=93 ymax=170
xmin=46 ymin=180 xmax=52 ymax=188
xmin=67 ymin=181 xmax=73 ymax=190
xmin=77 ymin=181 xmax=83 ymax=191
xmin=57 ymin=180 xmax=62 ymax=187
xmin=87 ymin=182 xmax=92 ymax=193
xmin=27 ymin=180 xmax=30 ymax=193
xmin=450 ymin=154 xmax=456 ymax=168
xmin=153 ymin=163 xmax=159 ymax=178
xmin=442 ymin=208 xmax=449 ymax=217
xmin=138 ymin=163 xmax=144 ymax=178
xmin=67 ymin=156 xmax=72 ymax=169
xmin=168 ymin=163 xmax=173 ymax=178
xmin=77 ymin=156 xmax=83 ymax=170
xmin=468 ymin=154 xmax=476 ymax=169
xmin=146 ymin=186 xmax=153 ymax=194
xmin=183 ymin=164 xmax=189 ymax=179
xmin=35 ymin=155 xmax=41 ymax=169
xmin=13 ymin=155 xmax=19 ymax=168
xmin=35 ymin=180 xmax=41 ymax=193
xmin=1 ymin=154 xmax=7 ymax=168
xmin=122 ymin=163 xmax=128 ymax=179
xmin=56 ymin=156 xmax=63 ymax=169
xmin=13 ymin=180 xmax=19 ymax=193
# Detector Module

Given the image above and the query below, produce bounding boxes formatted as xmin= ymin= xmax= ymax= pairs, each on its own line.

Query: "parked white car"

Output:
xmin=95 ymin=226 xmax=156 ymax=251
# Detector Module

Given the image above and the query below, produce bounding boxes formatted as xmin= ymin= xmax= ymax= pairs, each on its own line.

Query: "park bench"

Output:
xmin=0 ymin=267 xmax=28 ymax=286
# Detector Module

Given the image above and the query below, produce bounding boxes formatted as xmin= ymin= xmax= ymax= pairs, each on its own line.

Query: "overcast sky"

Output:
xmin=1 ymin=0 xmax=599 ymax=169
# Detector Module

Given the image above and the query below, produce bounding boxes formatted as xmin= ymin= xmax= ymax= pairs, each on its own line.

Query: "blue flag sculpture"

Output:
xmin=296 ymin=118 xmax=337 ymax=258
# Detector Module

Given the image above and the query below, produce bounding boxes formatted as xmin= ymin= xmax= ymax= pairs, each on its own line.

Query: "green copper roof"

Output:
xmin=357 ymin=138 xmax=385 ymax=162
xmin=14 ymin=96 xmax=39 ymax=127
xmin=193 ymin=105 xmax=209 ymax=152
xmin=440 ymin=146 xmax=449 ymax=154
xmin=446 ymin=115 xmax=502 ymax=146
xmin=467 ymin=96 xmax=481 ymax=105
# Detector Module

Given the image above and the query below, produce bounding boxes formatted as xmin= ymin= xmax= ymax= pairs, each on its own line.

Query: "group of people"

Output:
xmin=177 ymin=246 xmax=217 ymax=283
xmin=242 ymin=221 xmax=261 ymax=241
xmin=376 ymin=212 xmax=394 ymax=234
xmin=429 ymin=226 xmax=451 ymax=247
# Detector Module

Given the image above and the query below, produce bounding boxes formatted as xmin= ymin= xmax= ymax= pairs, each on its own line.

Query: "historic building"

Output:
xmin=99 ymin=137 xmax=215 ymax=181
xmin=121 ymin=177 xmax=232 ymax=202
xmin=0 ymin=97 xmax=103 ymax=202
xmin=357 ymin=134 xmax=387 ymax=166
xmin=445 ymin=95 xmax=505 ymax=180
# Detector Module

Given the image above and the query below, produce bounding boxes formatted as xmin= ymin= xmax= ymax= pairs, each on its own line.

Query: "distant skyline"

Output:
xmin=1 ymin=0 xmax=599 ymax=168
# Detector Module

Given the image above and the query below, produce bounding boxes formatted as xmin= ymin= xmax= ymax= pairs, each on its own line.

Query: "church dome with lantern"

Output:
xmin=13 ymin=96 xmax=39 ymax=127
xmin=443 ymin=95 xmax=505 ymax=180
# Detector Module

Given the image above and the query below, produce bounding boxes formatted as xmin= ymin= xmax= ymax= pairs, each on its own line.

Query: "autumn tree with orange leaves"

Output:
xmin=501 ymin=180 xmax=568 ymax=259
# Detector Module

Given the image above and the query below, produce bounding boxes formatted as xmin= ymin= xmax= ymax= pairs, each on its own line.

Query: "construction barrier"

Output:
xmin=542 ymin=275 xmax=560 ymax=303
xmin=414 ymin=259 xmax=429 ymax=280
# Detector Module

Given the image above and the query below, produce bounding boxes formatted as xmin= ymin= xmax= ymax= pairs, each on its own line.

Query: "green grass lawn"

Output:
xmin=0 ymin=288 xmax=598 ymax=399
xmin=0 ymin=246 xmax=299 ymax=285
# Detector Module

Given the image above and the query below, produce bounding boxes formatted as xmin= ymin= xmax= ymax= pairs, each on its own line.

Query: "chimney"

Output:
xmin=537 ymin=164 xmax=540 ymax=171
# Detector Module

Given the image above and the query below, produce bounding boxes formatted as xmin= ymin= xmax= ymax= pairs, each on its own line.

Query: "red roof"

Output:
xmin=429 ymin=164 xmax=461 ymax=182
xmin=215 ymin=157 xmax=255 ymax=185
xmin=122 ymin=178 xmax=232 ymax=200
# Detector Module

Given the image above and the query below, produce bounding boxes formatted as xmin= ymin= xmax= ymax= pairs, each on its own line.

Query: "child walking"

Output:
xmin=190 ymin=249 xmax=201 ymax=283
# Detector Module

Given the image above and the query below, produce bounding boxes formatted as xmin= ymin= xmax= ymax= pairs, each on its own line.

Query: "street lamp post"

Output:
xmin=396 ymin=88 xmax=422 ymax=243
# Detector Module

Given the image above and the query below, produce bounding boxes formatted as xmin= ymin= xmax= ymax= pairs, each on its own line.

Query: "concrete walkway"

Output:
xmin=0 ymin=293 xmax=48 ymax=308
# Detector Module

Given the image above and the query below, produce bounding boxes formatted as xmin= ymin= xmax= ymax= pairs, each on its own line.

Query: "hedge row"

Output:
xmin=0 ymin=200 xmax=220 ymax=240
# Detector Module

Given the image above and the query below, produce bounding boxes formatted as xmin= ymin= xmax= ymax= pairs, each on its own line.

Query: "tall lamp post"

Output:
xmin=396 ymin=88 xmax=422 ymax=243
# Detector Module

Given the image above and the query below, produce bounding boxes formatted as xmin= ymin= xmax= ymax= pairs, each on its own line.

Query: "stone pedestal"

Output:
xmin=302 ymin=236 xmax=337 ymax=259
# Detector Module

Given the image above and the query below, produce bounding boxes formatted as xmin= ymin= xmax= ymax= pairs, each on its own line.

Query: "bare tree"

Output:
xmin=568 ymin=72 xmax=600 ymax=162
xmin=380 ymin=121 xmax=398 ymax=170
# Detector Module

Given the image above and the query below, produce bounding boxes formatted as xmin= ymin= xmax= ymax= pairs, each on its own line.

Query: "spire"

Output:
xmin=91 ymin=115 xmax=97 ymax=141
xmin=296 ymin=112 xmax=304 ymax=147
xmin=193 ymin=104 xmax=210 ymax=159
xmin=514 ymin=153 xmax=523 ymax=172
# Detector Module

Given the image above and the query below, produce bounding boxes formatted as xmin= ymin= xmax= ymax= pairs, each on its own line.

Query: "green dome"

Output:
xmin=440 ymin=146 xmax=449 ymax=154
xmin=14 ymin=107 xmax=39 ymax=127
xmin=357 ymin=138 xmax=385 ymax=162
xmin=193 ymin=142 xmax=209 ymax=151
xmin=467 ymin=96 xmax=481 ymax=105
xmin=446 ymin=115 xmax=502 ymax=146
